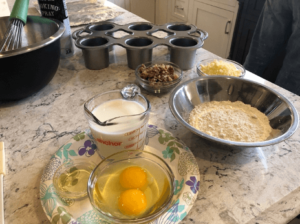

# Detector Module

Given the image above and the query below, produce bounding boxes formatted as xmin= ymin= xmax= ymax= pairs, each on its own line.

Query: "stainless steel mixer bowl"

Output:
xmin=0 ymin=16 xmax=65 ymax=100
xmin=0 ymin=16 xmax=64 ymax=58
xmin=169 ymin=76 xmax=299 ymax=147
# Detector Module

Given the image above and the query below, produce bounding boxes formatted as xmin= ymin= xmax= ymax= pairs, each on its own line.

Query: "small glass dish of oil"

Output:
xmin=53 ymin=160 xmax=96 ymax=199
xmin=87 ymin=150 xmax=175 ymax=223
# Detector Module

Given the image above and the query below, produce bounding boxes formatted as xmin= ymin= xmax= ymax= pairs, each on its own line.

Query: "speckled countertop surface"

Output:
xmin=1 ymin=1 xmax=300 ymax=224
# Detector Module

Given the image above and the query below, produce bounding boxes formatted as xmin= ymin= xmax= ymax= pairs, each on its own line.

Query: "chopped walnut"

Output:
xmin=138 ymin=63 xmax=179 ymax=87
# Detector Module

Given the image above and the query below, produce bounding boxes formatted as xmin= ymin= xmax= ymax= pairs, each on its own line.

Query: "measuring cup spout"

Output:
xmin=121 ymin=84 xmax=140 ymax=99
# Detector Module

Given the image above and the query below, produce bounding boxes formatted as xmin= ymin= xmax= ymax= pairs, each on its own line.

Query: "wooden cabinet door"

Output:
xmin=170 ymin=0 xmax=189 ymax=22
xmin=108 ymin=0 xmax=126 ymax=9
xmin=156 ymin=0 xmax=169 ymax=24
xmin=130 ymin=0 xmax=155 ymax=23
xmin=210 ymin=0 xmax=237 ymax=7
xmin=192 ymin=1 xmax=234 ymax=58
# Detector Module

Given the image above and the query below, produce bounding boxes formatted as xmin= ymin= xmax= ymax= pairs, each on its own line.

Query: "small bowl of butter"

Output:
xmin=53 ymin=160 xmax=96 ymax=199
xmin=196 ymin=58 xmax=245 ymax=78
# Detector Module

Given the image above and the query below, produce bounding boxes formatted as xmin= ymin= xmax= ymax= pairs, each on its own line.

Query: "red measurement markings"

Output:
xmin=123 ymin=122 xmax=148 ymax=149
xmin=96 ymin=138 xmax=122 ymax=146
xmin=124 ymin=142 xmax=137 ymax=149
xmin=128 ymin=135 xmax=138 ymax=141
xmin=128 ymin=130 xmax=145 ymax=141
xmin=124 ymin=123 xmax=147 ymax=137
xmin=135 ymin=124 xmax=146 ymax=150
xmin=124 ymin=129 xmax=138 ymax=136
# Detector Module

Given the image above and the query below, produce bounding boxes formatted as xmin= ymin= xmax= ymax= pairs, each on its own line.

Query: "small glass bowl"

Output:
xmin=53 ymin=160 xmax=96 ymax=199
xmin=196 ymin=58 xmax=246 ymax=78
xmin=135 ymin=61 xmax=183 ymax=94
xmin=87 ymin=150 xmax=175 ymax=224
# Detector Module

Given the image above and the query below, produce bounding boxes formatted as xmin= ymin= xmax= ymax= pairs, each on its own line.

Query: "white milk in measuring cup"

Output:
xmin=89 ymin=99 xmax=149 ymax=158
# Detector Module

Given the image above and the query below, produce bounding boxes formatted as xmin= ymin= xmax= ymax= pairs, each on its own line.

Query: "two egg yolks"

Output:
xmin=118 ymin=166 xmax=148 ymax=216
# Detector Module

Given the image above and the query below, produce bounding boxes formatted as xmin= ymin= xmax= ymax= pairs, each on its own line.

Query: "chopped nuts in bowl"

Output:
xmin=135 ymin=61 xmax=183 ymax=94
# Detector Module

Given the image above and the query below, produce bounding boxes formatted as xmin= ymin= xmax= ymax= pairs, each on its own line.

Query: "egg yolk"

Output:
xmin=118 ymin=189 xmax=147 ymax=216
xmin=119 ymin=166 xmax=147 ymax=189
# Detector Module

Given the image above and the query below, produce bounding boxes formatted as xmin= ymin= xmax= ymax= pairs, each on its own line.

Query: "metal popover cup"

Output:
xmin=75 ymin=36 xmax=110 ymax=70
xmin=168 ymin=24 xmax=192 ymax=31
xmin=128 ymin=23 xmax=153 ymax=31
xmin=169 ymin=37 xmax=203 ymax=71
xmin=167 ymin=26 xmax=208 ymax=71
xmin=125 ymin=37 xmax=154 ymax=69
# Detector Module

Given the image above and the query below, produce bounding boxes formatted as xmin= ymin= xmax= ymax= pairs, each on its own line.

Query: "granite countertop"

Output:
xmin=1 ymin=1 xmax=300 ymax=224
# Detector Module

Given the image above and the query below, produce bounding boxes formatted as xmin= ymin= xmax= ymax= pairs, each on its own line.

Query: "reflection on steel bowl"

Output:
xmin=169 ymin=76 xmax=299 ymax=147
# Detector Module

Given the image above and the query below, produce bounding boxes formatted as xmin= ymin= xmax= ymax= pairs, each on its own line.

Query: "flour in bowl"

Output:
xmin=189 ymin=101 xmax=273 ymax=142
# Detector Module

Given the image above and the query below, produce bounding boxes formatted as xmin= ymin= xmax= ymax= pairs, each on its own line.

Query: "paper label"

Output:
xmin=38 ymin=0 xmax=67 ymax=22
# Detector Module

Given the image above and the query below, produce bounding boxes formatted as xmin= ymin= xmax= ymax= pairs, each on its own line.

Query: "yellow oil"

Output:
xmin=56 ymin=168 xmax=91 ymax=198
xmin=92 ymin=160 xmax=171 ymax=219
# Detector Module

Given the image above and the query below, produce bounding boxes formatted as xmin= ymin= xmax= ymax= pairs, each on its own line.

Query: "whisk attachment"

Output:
xmin=0 ymin=19 xmax=24 ymax=52
xmin=0 ymin=0 xmax=29 ymax=53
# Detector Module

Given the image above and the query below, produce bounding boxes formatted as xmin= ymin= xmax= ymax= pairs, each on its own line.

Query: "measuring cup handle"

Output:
xmin=196 ymin=29 xmax=209 ymax=41
xmin=72 ymin=29 xmax=92 ymax=40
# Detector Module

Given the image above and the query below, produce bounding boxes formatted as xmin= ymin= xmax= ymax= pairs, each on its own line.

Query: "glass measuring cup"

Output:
xmin=84 ymin=84 xmax=151 ymax=158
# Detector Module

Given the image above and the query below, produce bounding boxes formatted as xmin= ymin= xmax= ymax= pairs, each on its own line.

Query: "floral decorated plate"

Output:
xmin=40 ymin=125 xmax=200 ymax=224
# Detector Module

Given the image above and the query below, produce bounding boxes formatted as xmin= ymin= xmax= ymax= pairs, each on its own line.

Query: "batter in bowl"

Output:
xmin=189 ymin=101 xmax=273 ymax=142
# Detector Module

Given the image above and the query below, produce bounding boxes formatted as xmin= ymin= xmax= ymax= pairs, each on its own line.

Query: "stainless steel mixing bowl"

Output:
xmin=169 ymin=76 xmax=299 ymax=147
xmin=0 ymin=16 xmax=65 ymax=100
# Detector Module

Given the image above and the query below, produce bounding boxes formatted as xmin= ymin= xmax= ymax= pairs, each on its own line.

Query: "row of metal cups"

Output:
xmin=72 ymin=22 xmax=208 ymax=71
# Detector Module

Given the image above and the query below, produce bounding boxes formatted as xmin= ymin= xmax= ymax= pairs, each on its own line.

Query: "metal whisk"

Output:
xmin=0 ymin=0 xmax=29 ymax=53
